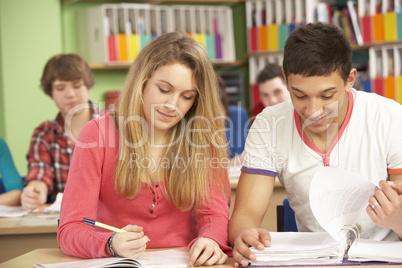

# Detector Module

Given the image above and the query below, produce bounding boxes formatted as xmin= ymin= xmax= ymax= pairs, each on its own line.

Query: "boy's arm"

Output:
xmin=229 ymin=172 xmax=275 ymax=267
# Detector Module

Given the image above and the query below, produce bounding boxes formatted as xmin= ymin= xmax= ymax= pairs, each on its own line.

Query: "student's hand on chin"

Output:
xmin=232 ymin=228 xmax=271 ymax=267
xmin=188 ymin=237 xmax=228 ymax=266
xmin=112 ymin=225 xmax=149 ymax=259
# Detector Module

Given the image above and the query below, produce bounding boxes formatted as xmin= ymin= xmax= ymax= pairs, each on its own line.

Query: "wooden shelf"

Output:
xmin=62 ymin=0 xmax=245 ymax=3
xmin=89 ymin=60 xmax=247 ymax=70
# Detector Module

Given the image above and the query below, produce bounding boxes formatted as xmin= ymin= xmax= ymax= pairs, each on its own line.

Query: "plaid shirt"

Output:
xmin=25 ymin=102 xmax=100 ymax=203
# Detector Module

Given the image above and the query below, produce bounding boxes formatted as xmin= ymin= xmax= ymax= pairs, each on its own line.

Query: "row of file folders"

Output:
xmin=361 ymin=44 xmax=402 ymax=103
xmin=77 ymin=3 xmax=235 ymax=64
xmin=248 ymin=47 xmax=402 ymax=106
xmin=246 ymin=0 xmax=402 ymax=52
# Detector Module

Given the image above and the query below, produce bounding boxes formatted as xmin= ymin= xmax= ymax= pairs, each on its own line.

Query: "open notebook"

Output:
xmin=249 ymin=167 xmax=402 ymax=266
xmin=34 ymin=249 xmax=189 ymax=268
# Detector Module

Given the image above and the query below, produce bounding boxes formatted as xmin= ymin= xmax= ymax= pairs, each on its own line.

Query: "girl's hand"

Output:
xmin=188 ymin=237 xmax=228 ymax=266
xmin=109 ymin=225 xmax=149 ymax=258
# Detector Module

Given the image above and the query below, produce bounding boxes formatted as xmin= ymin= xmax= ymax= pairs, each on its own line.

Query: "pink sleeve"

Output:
xmin=57 ymin=119 xmax=112 ymax=258
xmin=188 ymin=177 xmax=233 ymax=256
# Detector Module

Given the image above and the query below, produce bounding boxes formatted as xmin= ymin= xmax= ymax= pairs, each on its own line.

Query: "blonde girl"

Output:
xmin=58 ymin=32 xmax=231 ymax=266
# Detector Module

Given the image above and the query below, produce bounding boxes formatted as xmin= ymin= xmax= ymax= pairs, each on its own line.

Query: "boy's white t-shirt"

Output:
xmin=242 ymin=89 xmax=402 ymax=240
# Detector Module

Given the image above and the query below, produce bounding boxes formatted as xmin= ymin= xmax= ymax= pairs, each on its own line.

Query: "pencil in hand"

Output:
xmin=83 ymin=218 xmax=150 ymax=241
xmin=83 ymin=218 xmax=127 ymax=233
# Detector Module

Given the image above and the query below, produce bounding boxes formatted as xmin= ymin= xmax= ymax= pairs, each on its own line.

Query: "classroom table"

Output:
xmin=0 ymin=216 xmax=59 ymax=263
xmin=1 ymin=248 xmax=400 ymax=268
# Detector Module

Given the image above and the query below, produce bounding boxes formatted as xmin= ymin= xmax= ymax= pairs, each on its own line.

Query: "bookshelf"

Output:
xmin=245 ymin=0 xmax=402 ymax=104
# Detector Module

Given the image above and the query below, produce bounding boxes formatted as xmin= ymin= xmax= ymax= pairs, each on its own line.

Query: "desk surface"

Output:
xmin=0 ymin=215 xmax=58 ymax=235
xmin=0 ymin=248 xmax=399 ymax=268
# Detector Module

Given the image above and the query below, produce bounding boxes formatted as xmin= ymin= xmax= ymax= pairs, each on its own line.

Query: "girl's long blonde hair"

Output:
xmin=114 ymin=32 xmax=229 ymax=211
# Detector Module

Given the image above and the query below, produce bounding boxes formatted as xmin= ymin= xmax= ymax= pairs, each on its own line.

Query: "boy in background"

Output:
xmin=251 ymin=63 xmax=290 ymax=118
xmin=21 ymin=54 xmax=100 ymax=210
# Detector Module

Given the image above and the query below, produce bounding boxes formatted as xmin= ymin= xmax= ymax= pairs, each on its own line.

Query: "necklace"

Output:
xmin=306 ymin=127 xmax=317 ymax=147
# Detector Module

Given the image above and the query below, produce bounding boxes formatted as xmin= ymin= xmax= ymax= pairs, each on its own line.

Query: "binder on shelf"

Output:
xmin=371 ymin=0 xmax=384 ymax=42
xmin=305 ymin=0 xmax=319 ymax=23
xmin=195 ymin=7 xmax=206 ymax=47
xmin=383 ymin=0 xmax=398 ymax=41
xmin=205 ymin=7 xmax=216 ymax=60
xmin=249 ymin=56 xmax=260 ymax=107
xmin=382 ymin=46 xmax=396 ymax=100
xmin=285 ymin=0 xmax=297 ymax=34
xmin=77 ymin=5 xmax=118 ymax=64
xmin=138 ymin=8 xmax=151 ymax=50
xmin=342 ymin=7 xmax=357 ymax=45
xmin=361 ymin=78 xmax=373 ymax=92
xmin=394 ymin=45 xmax=402 ymax=103
xmin=316 ymin=2 xmax=332 ymax=23
xmin=267 ymin=0 xmax=278 ymax=50
xmin=117 ymin=6 xmax=129 ymax=62
xmin=184 ymin=7 xmax=194 ymax=39
xmin=127 ymin=7 xmax=140 ymax=61
xmin=347 ymin=0 xmax=364 ymax=46
xmin=276 ymin=0 xmax=288 ymax=50
xmin=216 ymin=6 xmax=235 ymax=62
xmin=213 ymin=10 xmax=223 ymax=59
xmin=150 ymin=6 xmax=172 ymax=42
xmin=246 ymin=1 xmax=258 ymax=52
xmin=397 ymin=2 xmax=402 ymax=40
xmin=294 ymin=0 xmax=306 ymax=25
xmin=369 ymin=47 xmax=385 ymax=96
xmin=257 ymin=0 xmax=268 ymax=51
xmin=358 ymin=0 xmax=372 ymax=43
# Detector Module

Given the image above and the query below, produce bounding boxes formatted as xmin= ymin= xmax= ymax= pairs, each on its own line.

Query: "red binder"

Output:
xmin=372 ymin=77 xmax=384 ymax=96
xmin=249 ymin=27 xmax=258 ymax=52
xmin=360 ymin=15 xmax=372 ymax=43
xmin=107 ymin=35 xmax=118 ymax=62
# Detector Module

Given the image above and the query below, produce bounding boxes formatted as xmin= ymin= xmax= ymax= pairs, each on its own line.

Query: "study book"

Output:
xmin=249 ymin=167 xmax=402 ymax=266
xmin=35 ymin=249 xmax=189 ymax=268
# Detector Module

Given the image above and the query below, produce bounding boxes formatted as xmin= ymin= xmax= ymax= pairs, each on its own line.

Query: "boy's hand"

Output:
xmin=110 ymin=225 xmax=149 ymax=258
xmin=232 ymin=228 xmax=271 ymax=267
xmin=21 ymin=183 xmax=47 ymax=210
xmin=188 ymin=237 xmax=228 ymax=266
xmin=367 ymin=180 xmax=402 ymax=239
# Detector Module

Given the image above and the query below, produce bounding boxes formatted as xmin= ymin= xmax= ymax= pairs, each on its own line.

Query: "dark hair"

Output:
xmin=40 ymin=54 xmax=94 ymax=96
xmin=283 ymin=22 xmax=352 ymax=83
xmin=217 ymin=74 xmax=230 ymax=117
xmin=257 ymin=62 xmax=284 ymax=85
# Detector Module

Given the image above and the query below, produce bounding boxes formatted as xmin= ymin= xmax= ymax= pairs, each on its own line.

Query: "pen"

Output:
xmin=83 ymin=218 xmax=150 ymax=241
xmin=83 ymin=218 xmax=127 ymax=233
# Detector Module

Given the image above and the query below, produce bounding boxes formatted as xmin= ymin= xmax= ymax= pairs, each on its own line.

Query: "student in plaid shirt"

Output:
xmin=21 ymin=54 xmax=100 ymax=210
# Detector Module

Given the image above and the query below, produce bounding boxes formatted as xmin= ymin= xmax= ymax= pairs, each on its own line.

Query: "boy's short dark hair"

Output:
xmin=256 ymin=62 xmax=284 ymax=85
xmin=282 ymin=22 xmax=352 ymax=83
xmin=40 ymin=54 xmax=94 ymax=96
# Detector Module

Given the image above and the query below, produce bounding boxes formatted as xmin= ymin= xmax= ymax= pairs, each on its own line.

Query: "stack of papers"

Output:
xmin=348 ymin=239 xmax=402 ymax=263
xmin=250 ymin=232 xmax=347 ymax=266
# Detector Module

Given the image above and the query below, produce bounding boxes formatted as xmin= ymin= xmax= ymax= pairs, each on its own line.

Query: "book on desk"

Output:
xmin=248 ymin=167 xmax=402 ymax=266
xmin=34 ymin=249 xmax=189 ymax=268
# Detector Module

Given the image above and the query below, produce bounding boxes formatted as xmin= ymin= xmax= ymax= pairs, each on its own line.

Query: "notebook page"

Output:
xmin=309 ymin=167 xmax=376 ymax=241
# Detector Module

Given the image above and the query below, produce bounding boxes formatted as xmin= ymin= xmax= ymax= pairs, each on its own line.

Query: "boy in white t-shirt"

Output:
xmin=229 ymin=22 xmax=402 ymax=267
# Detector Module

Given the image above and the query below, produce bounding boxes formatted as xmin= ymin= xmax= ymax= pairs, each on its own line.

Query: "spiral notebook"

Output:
xmin=249 ymin=167 xmax=402 ymax=266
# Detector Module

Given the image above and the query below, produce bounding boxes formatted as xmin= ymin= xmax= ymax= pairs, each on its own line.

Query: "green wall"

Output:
xmin=0 ymin=0 xmax=128 ymax=175
xmin=0 ymin=0 xmax=63 ymax=176
xmin=0 ymin=0 xmax=248 ymax=176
